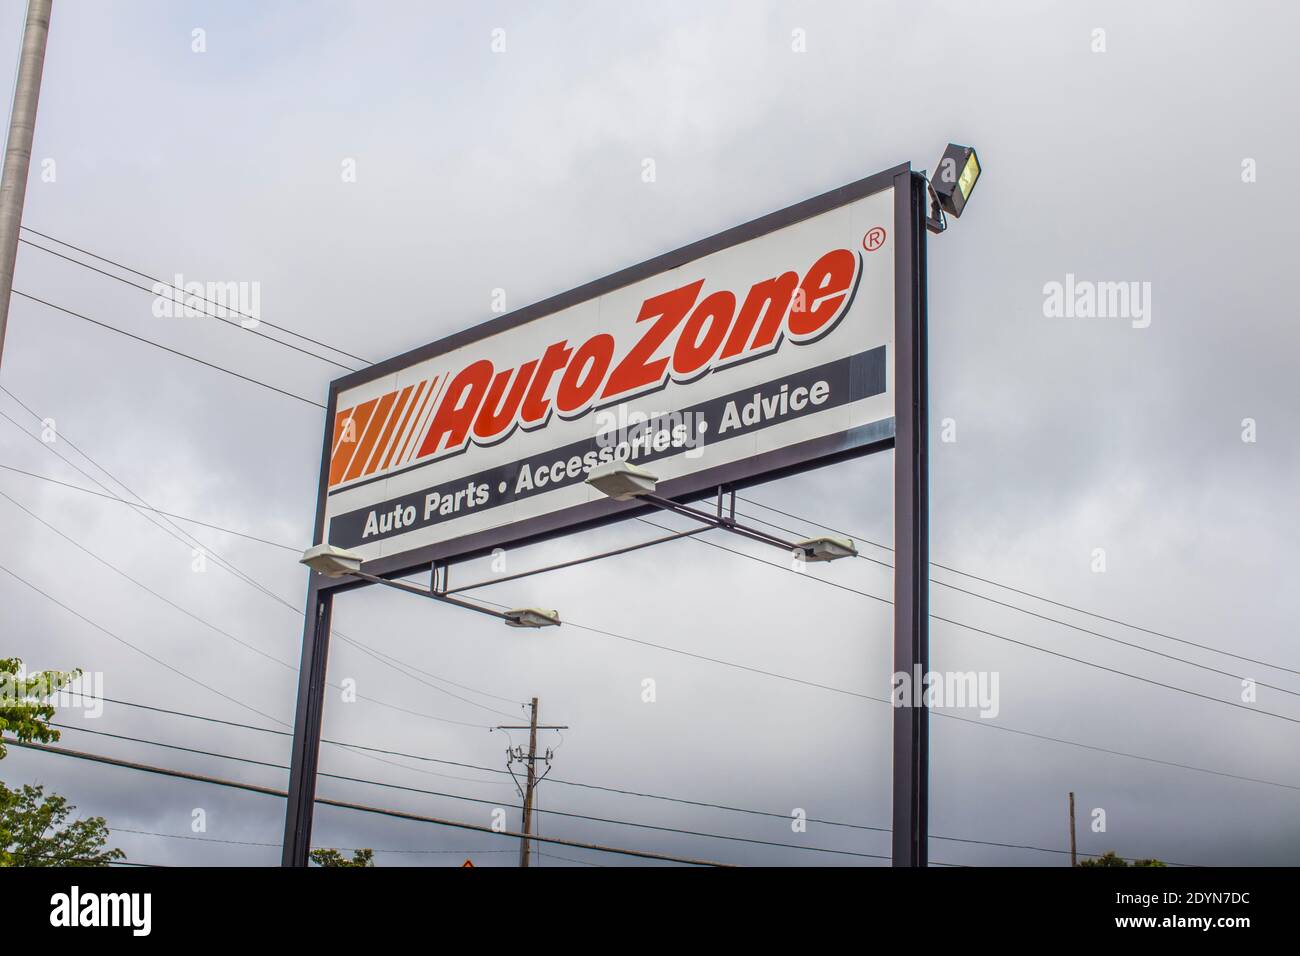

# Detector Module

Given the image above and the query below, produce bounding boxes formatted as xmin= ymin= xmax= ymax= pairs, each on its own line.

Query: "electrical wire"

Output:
xmin=112 ymin=827 xmax=517 ymax=856
xmin=0 ymin=391 xmax=530 ymax=720
xmin=9 ymin=290 xmax=325 ymax=408
xmin=42 ymin=723 xmax=890 ymax=861
xmin=0 ymin=485 xmax=298 ymax=672
xmin=43 ymin=720 xmax=1200 ymax=866
xmin=81 ymin=690 xmax=1300 ymax=842
xmin=735 ymin=493 xmax=1300 ymax=677
xmin=733 ymin=506 xmax=1300 ymax=695
xmin=9 ymin=739 xmax=732 ymax=867
xmin=0 ymin=458 xmax=301 ymax=552
xmin=632 ymin=517 xmax=1300 ymax=726
xmin=0 ymin=555 xmax=287 ymax=726
xmin=17 ymin=236 xmax=360 ymax=372
xmin=19 ymin=225 xmax=373 ymax=366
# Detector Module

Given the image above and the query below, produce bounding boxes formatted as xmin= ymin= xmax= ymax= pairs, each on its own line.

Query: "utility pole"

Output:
xmin=496 ymin=697 xmax=567 ymax=868
xmin=0 ymin=0 xmax=53 ymax=369
xmin=1068 ymin=791 xmax=1077 ymax=867
xmin=519 ymin=698 xmax=540 ymax=869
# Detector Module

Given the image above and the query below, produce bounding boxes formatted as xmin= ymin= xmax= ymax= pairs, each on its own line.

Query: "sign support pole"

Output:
xmin=892 ymin=170 xmax=930 ymax=867
xmin=282 ymin=388 xmax=340 ymax=868
xmin=281 ymin=579 xmax=333 ymax=867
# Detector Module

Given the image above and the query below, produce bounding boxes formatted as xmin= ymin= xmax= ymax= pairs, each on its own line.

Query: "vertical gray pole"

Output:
xmin=892 ymin=170 xmax=929 ymax=866
xmin=0 ymin=0 xmax=53 ymax=368
xmin=519 ymin=697 xmax=539 ymax=868
xmin=282 ymin=381 xmax=338 ymax=867
xmin=1069 ymin=792 xmax=1077 ymax=867
xmin=281 ymin=579 xmax=333 ymax=867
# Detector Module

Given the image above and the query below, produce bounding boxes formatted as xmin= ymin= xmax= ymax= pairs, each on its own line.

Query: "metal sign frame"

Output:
xmin=282 ymin=163 xmax=929 ymax=867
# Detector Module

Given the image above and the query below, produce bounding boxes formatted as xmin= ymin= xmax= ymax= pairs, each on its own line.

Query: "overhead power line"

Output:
xmin=10 ymin=289 xmax=325 ymax=409
xmin=19 ymin=225 xmax=372 ymax=367
xmin=0 ymin=541 xmax=508 ymax=733
xmin=0 ymin=492 xmax=513 ymax=732
xmin=454 ymin=585 xmax=1300 ymax=792
xmin=0 ymin=555 xmax=286 ymax=726
xmin=45 ymin=723 xmax=890 ymax=862
xmin=735 ymin=506 xmax=1300 ymax=695
xmin=735 ymin=493 xmax=1300 ymax=678
xmin=80 ymin=611 xmax=1300 ymax=800
xmin=43 ymin=714 xmax=1201 ymax=866
xmin=0 ymin=389 xmax=529 ymax=722
xmin=18 ymin=235 xmax=360 ymax=372
xmin=112 ymin=827 xmax=517 ymax=856
xmin=9 ymin=739 xmax=733 ymax=867
xmin=633 ymin=517 xmax=1300 ymax=726
xmin=0 ymin=458 xmax=302 ymax=551
xmin=80 ymin=689 xmax=1300 ymax=848
xmin=1 ymin=461 xmax=519 ymax=736
xmin=0 ymin=387 xmax=309 ymax=598
xmin=0 ymin=485 xmax=297 ymax=672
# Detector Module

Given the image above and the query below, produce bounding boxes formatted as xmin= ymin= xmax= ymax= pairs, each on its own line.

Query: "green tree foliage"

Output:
xmin=0 ymin=657 xmax=80 ymax=759
xmin=310 ymin=847 xmax=375 ymax=867
xmin=1 ymin=658 xmax=122 ymax=867
xmin=0 ymin=782 xmax=124 ymax=867
xmin=1079 ymin=850 xmax=1165 ymax=867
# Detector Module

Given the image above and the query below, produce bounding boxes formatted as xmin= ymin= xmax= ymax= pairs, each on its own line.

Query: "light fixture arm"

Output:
xmin=347 ymin=569 xmax=514 ymax=621
xmin=638 ymin=490 xmax=805 ymax=554
xmin=925 ymin=179 xmax=948 ymax=235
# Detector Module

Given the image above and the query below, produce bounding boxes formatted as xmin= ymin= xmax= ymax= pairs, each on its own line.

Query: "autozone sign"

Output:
xmin=317 ymin=168 xmax=909 ymax=573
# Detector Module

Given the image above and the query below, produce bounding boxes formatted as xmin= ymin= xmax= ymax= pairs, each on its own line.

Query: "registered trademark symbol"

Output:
xmin=863 ymin=227 xmax=887 ymax=252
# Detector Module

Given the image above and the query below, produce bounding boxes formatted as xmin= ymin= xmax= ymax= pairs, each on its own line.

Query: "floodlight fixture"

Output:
xmin=585 ymin=460 xmax=658 ymax=500
xmin=504 ymin=608 xmax=562 ymax=629
xmin=300 ymin=543 xmax=364 ymax=578
xmin=927 ymin=143 xmax=980 ymax=234
xmin=796 ymin=535 xmax=858 ymax=562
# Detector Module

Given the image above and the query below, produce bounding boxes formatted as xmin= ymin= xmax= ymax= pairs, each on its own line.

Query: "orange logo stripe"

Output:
xmin=342 ymin=390 xmax=398 ymax=484
xmin=328 ymin=397 xmax=378 ymax=487
xmin=390 ymin=375 xmax=439 ymax=473
xmin=365 ymin=384 xmax=414 ymax=477
xmin=378 ymin=381 xmax=425 ymax=472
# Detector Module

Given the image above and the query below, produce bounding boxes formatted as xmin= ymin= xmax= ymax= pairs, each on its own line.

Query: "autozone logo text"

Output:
xmin=328 ymin=246 xmax=861 ymax=489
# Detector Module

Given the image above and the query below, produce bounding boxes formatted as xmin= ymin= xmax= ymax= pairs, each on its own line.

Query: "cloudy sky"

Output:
xmin=1 ymin=0 xmax=1297 ymax=867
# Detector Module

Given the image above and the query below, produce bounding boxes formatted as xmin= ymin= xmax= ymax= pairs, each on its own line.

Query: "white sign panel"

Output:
xmin=321 ymin=178 xmax=902 ymax=568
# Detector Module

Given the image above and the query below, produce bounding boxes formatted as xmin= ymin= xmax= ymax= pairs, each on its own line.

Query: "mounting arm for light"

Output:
xmin=585 ymin=462 xmax=856 ymax=562
xmin=299 ymin=544 xmax=559 ymax=627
